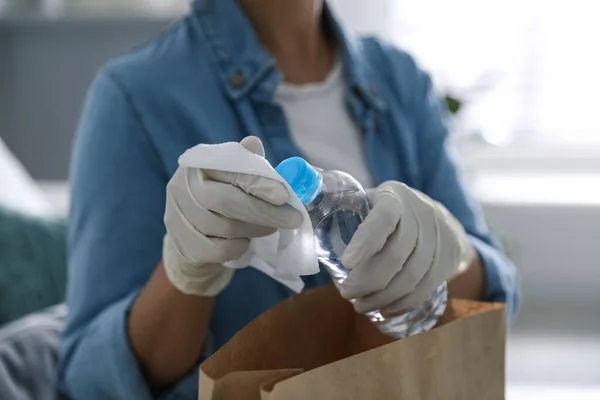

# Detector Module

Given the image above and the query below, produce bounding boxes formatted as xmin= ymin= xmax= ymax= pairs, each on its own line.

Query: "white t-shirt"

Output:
xmin=274 ymin=60 xmax=373 ymax=188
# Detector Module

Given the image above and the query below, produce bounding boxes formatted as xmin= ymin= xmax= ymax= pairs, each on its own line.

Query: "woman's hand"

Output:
xmin=130 ymin=136 xmax=301 ymax=390
xmin=162 ymin=137 xmax=302 ymax=297
xmin=340 ymin=181 xmax=475 ymax=314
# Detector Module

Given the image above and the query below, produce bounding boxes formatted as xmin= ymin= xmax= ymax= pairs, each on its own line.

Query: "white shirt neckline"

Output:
xmin=274 ymin=58 xmax=373 ymax=188
xmin=276 ymin=59 xmax=344 ymax=100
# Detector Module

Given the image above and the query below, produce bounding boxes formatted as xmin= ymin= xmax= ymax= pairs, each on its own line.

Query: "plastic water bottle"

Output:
xmin=276 ymin=157 xmax=448 ymax=338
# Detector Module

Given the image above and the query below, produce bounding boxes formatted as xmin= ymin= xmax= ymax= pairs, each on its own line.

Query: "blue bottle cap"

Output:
xmin=275 ymin=157 xmax=322 ymax=206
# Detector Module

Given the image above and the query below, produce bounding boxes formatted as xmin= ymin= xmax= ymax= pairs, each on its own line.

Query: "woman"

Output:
xmin=60 ymin=0 xmax=518 ymax=398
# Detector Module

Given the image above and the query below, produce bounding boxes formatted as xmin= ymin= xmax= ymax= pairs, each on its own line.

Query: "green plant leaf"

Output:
xmin=445 ymin=95 xmax=462 ymax=115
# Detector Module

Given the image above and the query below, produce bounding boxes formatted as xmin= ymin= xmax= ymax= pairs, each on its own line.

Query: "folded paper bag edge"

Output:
xmin=436 ymin=298 xmax=506 ymax=328
xmin=198 ymin=285 xmax=507 ymax=400
xmin=199 ymin=287 xmax=505 ymax=379
xmin=199 ymin=368 xmax=304 ymax=400
xmin=265 ymin=305 xmax=506 ymax=400
xmin=259 ymin=369 xmax=305 ymax=400
xmin=198 ymin=370 xmax=215 ymax=400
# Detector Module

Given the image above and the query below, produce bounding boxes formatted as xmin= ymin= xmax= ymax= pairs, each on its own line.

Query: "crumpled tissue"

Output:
xmin=178 ymin=142 xmax=319 ymax=293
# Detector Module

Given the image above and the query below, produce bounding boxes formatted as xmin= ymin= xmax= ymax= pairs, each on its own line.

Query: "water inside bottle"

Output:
xmin=275 ymin=158 xmax=448 ymax=339
xmin=307 ymin=169 xmax=447 ymax=338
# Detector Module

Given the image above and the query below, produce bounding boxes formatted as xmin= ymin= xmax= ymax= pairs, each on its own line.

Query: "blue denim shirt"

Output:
xmin=59 ymin=1 xmax=519 ymax=399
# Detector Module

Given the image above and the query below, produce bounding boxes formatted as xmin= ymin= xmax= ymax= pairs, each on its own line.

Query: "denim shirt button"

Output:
xmin=230 ymin=72 xmax=246 ymax=88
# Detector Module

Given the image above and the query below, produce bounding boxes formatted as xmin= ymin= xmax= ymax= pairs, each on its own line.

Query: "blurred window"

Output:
xmin=392 ymin=0 xmax=600 ymax=149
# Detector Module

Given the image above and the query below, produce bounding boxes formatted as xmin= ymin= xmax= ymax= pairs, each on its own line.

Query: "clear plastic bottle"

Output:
xmin=276 ymin=157 xmax=448 ymax=338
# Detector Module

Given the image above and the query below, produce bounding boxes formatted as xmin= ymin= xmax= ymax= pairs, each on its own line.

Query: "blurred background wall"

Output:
xmin=0 ymin=14 xmax=170 ymax=179
xmin=1 ymin=1 xmax=598 ymax=398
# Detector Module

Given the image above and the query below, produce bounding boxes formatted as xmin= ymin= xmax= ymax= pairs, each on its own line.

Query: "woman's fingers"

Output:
xmin=341 ymin=190 xmax=402 ymax=270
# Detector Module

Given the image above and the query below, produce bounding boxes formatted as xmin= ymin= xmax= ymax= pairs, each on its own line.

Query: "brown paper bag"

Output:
xmin=199 ymin=284 xmax=506 ymax=400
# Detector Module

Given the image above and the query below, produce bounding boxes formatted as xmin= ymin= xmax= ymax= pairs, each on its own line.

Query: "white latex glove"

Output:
xmin=340 ymin=181 xmax=475 ymax=314
xmin=163 ymin=137 xmax=303 ymax=296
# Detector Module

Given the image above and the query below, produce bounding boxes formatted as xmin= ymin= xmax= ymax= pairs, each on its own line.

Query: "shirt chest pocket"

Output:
xmin=363 ymin=109 xmax=420 ymax=189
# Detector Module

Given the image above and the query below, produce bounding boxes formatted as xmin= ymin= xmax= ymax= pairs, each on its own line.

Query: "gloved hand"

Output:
xmin=163 ymin=137 xmax=303 ymax=297
xmin=340 ymin=181 xmax=475 ymax=314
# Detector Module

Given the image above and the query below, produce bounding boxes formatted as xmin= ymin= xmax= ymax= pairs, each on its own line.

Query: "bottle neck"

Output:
xmin=302 ymin=171 xmax=323 ymax=206
xmin=274 ymin=157 xmax=323 ymax=206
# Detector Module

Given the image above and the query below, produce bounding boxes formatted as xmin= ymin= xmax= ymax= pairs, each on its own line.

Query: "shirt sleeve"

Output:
xmin=387 ymin=49 xmax=520 ymax=320
xmin=58 ymin=70 xmax=197 ymax=399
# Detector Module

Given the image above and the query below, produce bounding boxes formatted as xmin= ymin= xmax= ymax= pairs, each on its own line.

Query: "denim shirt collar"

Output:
xmin=191 ymin=0 xmax=385 ymax=110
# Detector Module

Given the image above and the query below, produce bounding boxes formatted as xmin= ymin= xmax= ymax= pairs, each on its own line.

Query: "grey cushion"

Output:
xmin=0 ymin=304 xmax=67 ymax=400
